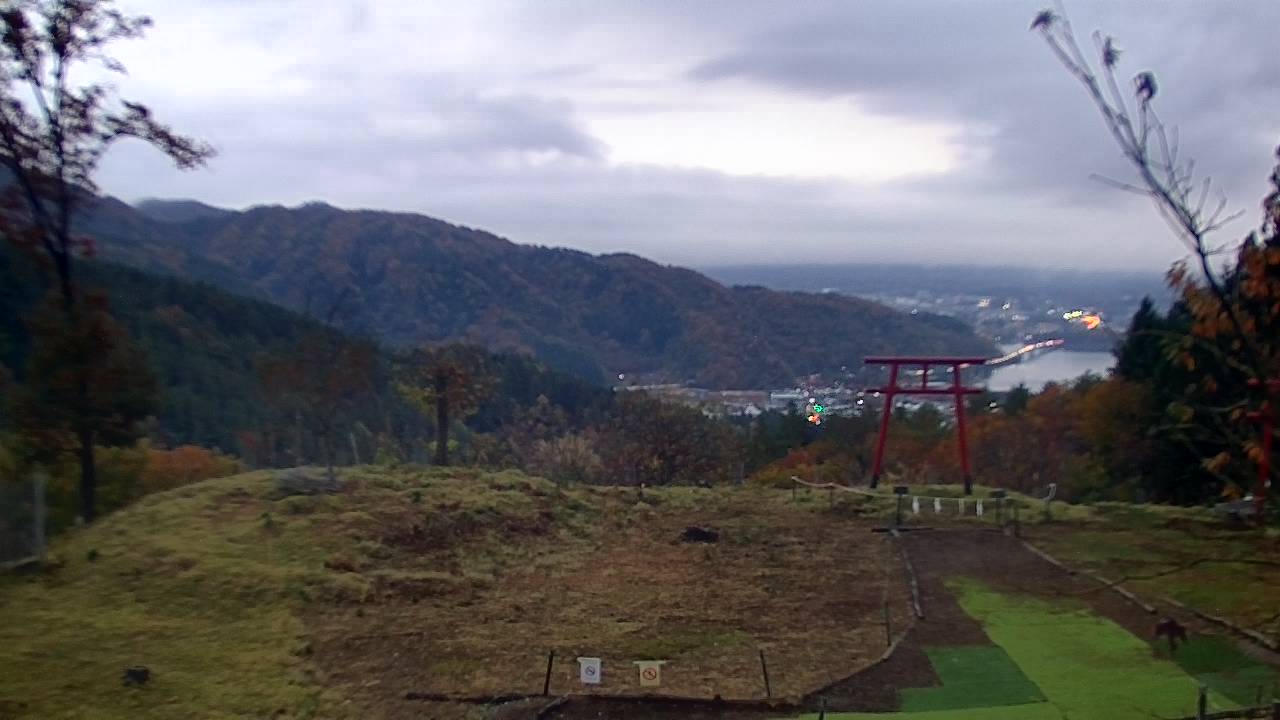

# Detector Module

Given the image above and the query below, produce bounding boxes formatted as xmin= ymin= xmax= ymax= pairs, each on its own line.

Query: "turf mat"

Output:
xmin=795 ymin=702 xmax=1064 ymax=719
xmin=952 ymin=579 xmax=1239 ymax=719
xmin=899 ymin=645 xmax=1045 ymax=711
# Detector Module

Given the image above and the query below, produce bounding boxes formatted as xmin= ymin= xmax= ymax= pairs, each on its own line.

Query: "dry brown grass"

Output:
xmin=0 ymin=466 xmax=911 ymax=720
xmin=306 ymin=470 xmax=910 ymax=713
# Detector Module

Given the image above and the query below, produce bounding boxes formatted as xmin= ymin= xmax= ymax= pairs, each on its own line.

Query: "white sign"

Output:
xmin=634 ymin=660 xmax=665 ymax=687
xmin=933 ymin=497 xmax=942 ymax=513
xmin=976 ymin=500 xmax=984 ymax=516
xmin=911 ymin=496 xmax=920 ymax=514
xmin=577 ymin=657 xmax=601 ymax=685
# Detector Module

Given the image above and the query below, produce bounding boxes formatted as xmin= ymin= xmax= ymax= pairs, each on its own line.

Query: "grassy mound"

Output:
xmin=0 ymin=467 xmax=907 ymax=719
xmin=0 ymin=471 xmax=338 ymax=719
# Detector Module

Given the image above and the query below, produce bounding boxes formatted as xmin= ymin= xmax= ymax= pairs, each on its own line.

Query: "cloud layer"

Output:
xmin=95 ymin=0 xmax=1280 ymax=270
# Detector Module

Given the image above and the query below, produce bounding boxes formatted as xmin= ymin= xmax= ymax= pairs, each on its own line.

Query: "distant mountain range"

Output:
xmin=702 ymin=263 xmax=1171 ymax=314
xmin=70 ymin=197 xmax=996 ymax=388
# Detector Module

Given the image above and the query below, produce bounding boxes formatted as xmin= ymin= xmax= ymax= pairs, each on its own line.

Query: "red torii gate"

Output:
xmin=864 ymin=356 xmax=991 ymax=495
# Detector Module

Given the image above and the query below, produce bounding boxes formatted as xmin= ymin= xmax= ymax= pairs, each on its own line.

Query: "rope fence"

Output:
xmin=789 ymin=475 xmax=1055 ymax=524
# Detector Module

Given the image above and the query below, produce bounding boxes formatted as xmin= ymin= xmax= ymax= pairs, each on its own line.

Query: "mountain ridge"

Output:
xmin=78 ymin=196 xmax=997 ymax=388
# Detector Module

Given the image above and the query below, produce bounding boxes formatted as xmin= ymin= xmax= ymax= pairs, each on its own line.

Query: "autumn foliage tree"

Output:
xmin=1165 ymin=169 xmax=1280 ymax=499
xmin=11 ymin=293 xmax=156 ymax=517
xmin=0 ymin=0 xmax=212 ymax=521
xmin=1034 ymin=9 xmax=1280 ymax=509
xmin=397 ymin=345 xmax=493 ymax=466
xmin=259 ymin=333 xmax=375 ymax=482
xmin=597 ymin=392 xmax=737 ymax=486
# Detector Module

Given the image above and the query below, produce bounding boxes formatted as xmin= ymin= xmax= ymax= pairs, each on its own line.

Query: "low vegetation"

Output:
xmin=1027 ymin=515 xmax=1280 ymax=643
xmin=0 ymin=467 xmax=911 ymax=719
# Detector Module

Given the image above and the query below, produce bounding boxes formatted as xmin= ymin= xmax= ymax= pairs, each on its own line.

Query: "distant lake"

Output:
xmin=984 ymin=345 xmax=1114 ymax=392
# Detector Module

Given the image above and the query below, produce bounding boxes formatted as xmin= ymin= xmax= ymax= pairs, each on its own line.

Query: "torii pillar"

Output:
xmin=865 ymin=356 xmax=990 ymax=495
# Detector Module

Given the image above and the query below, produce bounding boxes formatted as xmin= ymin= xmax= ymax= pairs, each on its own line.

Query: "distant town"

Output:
xmin=621 ymin=283 xmax=1130 ymax=420
xmin=852 ymin=287 xmax=1124 ymax=351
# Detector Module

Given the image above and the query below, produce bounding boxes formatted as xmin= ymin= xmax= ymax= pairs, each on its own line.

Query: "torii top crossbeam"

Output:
xmin=864 ymin=356 xmax=992 ymax=495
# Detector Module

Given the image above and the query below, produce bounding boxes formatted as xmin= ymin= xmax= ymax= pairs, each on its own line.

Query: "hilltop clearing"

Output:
xmin=0 ymin=468 xmax=907 ymax=719
xmin=2 ymin=470 xmax=1276 ymax=720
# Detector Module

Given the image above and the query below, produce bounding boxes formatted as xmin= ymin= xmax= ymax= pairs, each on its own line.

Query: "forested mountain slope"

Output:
xmin=0 ymin=247 xmax=610 ymax=457
xmin=77 ymin=198 xmax=996 ymax=387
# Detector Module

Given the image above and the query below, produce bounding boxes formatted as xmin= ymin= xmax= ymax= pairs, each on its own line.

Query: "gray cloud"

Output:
xmin=687 ymin=2 xmax=1280 ymax=206
xmin=93 ymin=0 xmax=1279 ymax=272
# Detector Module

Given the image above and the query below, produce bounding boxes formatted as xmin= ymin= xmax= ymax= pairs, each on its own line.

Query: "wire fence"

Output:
xmin=0 ymin=473 xmax=46 ymax=567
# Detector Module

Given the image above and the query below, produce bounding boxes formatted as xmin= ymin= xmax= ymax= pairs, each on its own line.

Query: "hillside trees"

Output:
xmin=10 ymin=294 xmax=156 ymax=516
xmin=397 ymin=345 xmax=494 ymax=466
xmin=0 ymin=0 xmax=212 ymax=521
xmin=598 ymin=392 xmax=738 ymax=485
xmin=259 ymin=332 xmax=376 ymax=482
xmin=1034 ymin=9 xmax=1279 ymax=509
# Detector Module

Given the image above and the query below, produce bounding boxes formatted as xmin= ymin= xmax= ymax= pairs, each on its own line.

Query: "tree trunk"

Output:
xmin=434 ymin=374 xmax=450 ymax=466
xmin=77 ymin=427 xmax=97 ymax=523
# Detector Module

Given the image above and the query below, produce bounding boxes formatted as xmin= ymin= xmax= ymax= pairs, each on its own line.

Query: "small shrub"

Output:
xmin=142 ymin=445 xmax=242 ymax=495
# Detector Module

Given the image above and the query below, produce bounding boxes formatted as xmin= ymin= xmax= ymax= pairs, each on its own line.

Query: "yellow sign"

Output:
xmin=634 ymin=660 xmax=665 ymax=687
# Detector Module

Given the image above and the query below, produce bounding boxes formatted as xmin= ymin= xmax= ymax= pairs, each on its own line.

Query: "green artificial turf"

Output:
xmin=1161 ymin=634 xmax=1279 ymax=705
xmin=899 ymin=646 xmax=1045 ymax=712
xmin=792 ymin=701 xmax=1064 ymax=719
xmin=951 ymin=579 xmax=1238 ymax=719
xmin=786 ymin=581 xmax=1279 ymax=720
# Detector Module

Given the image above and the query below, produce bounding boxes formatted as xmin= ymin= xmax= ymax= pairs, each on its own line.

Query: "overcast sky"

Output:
xmin=94 ymin=1 xmax=1279 ymax=271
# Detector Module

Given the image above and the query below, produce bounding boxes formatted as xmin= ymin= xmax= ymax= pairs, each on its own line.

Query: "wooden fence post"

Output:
xmin=33 ymin=471 xmax=47 ymax=558
xmin=759 ymin=649 xmax=772 ymax=699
